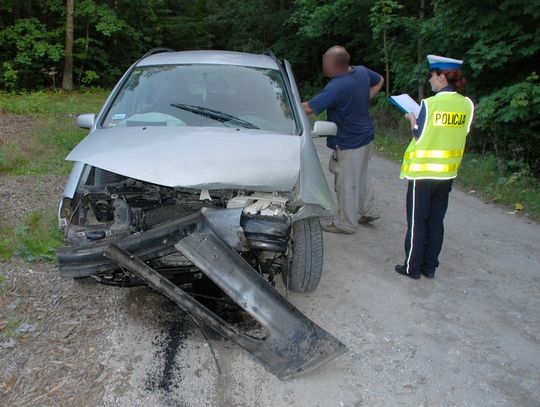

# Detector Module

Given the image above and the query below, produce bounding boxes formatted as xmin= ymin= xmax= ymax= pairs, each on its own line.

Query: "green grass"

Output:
xmin=0 ymin=117 xmax=90 ymax=175
xmin=372 ymin=107 xmax=540 ymax=222
xmin=0 ymin=89 xmax=108 ymax=175
xmin=0 ymin=90 xmax=107 ymax=264
xmin=458 ymin=154 xmax=540 ymax=216
xmin=0 ymin=211 xmax=63 ymax=262
xmin=0 ymin=88 xmax=108 ymax=116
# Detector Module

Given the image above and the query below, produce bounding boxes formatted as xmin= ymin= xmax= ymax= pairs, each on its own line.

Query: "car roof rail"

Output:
xmin=141 ymin=47 xmax=175 ymax=60
xmin=263 ymin=49 xmax=283 ymax=67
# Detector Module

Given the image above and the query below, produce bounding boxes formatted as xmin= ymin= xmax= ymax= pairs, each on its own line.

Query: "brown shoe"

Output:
xmin=358 ymin=215 xmax=380 ymax=224
xmin=321 ymin=222 xmax=354 ymax=234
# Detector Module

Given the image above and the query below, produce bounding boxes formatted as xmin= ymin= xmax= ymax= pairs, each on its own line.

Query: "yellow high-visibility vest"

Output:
xmin=400 ymin=91 xmax=474 ymax=180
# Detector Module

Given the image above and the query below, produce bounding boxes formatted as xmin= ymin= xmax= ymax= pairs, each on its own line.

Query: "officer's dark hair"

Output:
xmin=433 ymin=68 xmax=467 ymax=92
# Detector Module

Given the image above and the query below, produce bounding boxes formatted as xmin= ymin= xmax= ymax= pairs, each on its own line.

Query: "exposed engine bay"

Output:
xmin=58 ymin=168 xmax=293 ymax=282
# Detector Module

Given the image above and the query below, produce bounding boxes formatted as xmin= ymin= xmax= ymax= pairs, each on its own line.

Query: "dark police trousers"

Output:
xmin=403 ymin=178 xmax=453 ymax=276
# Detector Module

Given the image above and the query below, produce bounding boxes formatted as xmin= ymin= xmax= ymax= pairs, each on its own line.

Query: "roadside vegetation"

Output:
xmin=0 ymin=89 xmax=107 ymax=262
xmin=0 ymin=89 xmax=107 ymax=175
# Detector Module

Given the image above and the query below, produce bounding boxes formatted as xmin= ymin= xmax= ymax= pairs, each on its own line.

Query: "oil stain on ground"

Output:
xmin=143 ymin=284 xmax=261 ymax=399
xmin=145 ymin=306 xmax=192 ymax=393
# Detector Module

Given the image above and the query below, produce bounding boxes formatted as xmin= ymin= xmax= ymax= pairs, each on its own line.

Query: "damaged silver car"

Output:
xmin=57 ymin=49 xmax=346 ymax=379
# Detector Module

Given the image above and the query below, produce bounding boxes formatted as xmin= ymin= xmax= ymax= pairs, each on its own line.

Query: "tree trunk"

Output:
xmin=383 ymin=29 xmax=390 ymax=95
xmin=77 ymin=18 xmax=90 ymax=87
xmin=62 ymin=0 xmax=74 ymax=91
xmin=417 ymin=0 xmax=426 ymax=100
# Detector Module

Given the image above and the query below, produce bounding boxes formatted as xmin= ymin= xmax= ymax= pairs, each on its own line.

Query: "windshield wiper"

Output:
xmin=170 ymin=103 xmax=259 ymax=130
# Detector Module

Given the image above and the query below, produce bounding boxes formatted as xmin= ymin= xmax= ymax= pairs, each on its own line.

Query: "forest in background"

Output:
xmin=0 ymin=0 xmax=539 ymax=175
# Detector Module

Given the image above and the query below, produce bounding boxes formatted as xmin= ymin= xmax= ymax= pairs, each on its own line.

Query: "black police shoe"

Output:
xmin=395 ymin=265 xmax=421 ymax=279
xmin=422 ymin=270 xmax=435 ymax=279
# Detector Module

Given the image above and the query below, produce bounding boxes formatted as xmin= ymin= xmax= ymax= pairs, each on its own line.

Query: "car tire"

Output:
xmin=281 ymin=217 xmax=324 ymax=293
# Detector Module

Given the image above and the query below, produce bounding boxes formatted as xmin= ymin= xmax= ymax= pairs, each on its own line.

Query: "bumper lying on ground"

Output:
xmin=59 ymin=209 xmax=347 ymax=378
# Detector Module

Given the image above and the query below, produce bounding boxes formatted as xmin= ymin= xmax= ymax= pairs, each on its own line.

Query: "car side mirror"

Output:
xmin=76 ymin=113 xmax=95 ymax=129
xmin=312 ymin=120 xmax=337 ymax=138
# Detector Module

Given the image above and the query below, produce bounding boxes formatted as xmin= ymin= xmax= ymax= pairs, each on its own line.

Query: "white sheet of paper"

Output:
xmin=199 ymin=189 xmax=212 ymax=201
xmin=389 ymin=94 xmax=421 ymax=118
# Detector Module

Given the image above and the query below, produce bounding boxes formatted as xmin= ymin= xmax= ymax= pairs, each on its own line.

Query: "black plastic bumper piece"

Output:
xmin=57 ymin=212 xmax=201 ymax=278
xmin=173 ymin=222 xmax=347 ymax=378
xmin=104 ymin=217 xmax=347 ymax=379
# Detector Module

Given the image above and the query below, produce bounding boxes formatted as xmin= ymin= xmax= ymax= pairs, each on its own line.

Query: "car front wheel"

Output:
xmin=281 ymin=217 xmax=324 ymax=293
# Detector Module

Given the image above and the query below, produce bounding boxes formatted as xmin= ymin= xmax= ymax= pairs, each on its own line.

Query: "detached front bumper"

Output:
xmin=58 ymin=208 xmax=347 ymax=379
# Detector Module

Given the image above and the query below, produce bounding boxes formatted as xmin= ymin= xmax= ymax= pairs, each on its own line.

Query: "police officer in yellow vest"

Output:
xmin=395 ymin=55 xmax=474 ymax=279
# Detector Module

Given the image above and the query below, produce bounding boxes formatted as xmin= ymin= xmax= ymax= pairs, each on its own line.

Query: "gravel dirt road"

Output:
xmin=1 ymin=137 xmax=539 ymax=407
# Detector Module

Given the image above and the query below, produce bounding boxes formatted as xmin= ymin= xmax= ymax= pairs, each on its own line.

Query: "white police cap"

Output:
xmin=427 ymin=55 xmax=463 ymax=70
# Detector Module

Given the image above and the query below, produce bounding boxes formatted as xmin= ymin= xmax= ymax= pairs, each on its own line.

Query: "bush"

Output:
xmin=1 ymin=62 xmax=19 ymax=91
xmin=473 ymin=72 xmax=540 ymax=176
xmin=0 ymin=18 xmax=63 ymax=90
xmin=81 ymin=70 xmax=100 ymax=86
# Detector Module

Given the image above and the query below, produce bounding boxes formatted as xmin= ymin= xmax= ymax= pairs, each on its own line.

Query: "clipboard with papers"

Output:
xmin=389 ymin=94 xmax=421 ymax=118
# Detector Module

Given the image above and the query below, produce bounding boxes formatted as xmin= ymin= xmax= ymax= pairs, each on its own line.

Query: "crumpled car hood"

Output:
xmin=66 ymin=127 xmax=302 ymax=191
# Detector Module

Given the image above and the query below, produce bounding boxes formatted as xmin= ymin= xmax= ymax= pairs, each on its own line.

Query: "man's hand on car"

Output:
xmin=302 ymin=101 xmax=313 ymax=115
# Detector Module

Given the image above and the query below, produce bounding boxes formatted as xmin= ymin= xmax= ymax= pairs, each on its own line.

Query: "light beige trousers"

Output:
xmin=329 ymin=141 xmax=377 ymax=232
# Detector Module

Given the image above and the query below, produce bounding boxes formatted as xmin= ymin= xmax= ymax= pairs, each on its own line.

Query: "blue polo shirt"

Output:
xmin=309 ymin=66 xmax=382 ymax=150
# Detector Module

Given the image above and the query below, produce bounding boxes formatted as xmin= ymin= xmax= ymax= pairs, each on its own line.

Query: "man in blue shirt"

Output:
xmin=303 ymin=45 xmax=384 ymax=233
